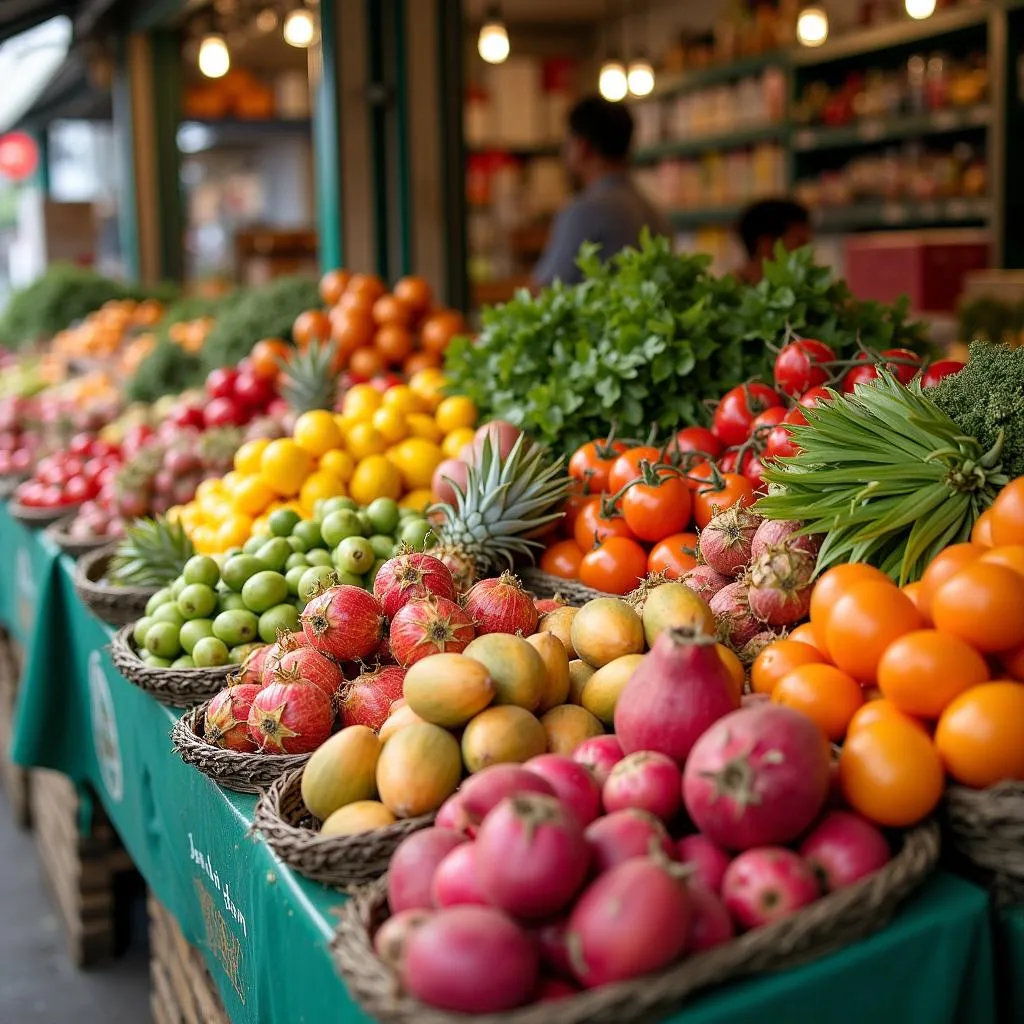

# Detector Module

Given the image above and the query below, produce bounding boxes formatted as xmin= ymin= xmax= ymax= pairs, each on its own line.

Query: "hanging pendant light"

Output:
xmin=627 ymin=57 xmax=655 ymax=97
xmin=599 ymin=58 xmax=628 ymax=102
xmin=478 ymin=3 xmax=510 ymax=64
xmin=283 ymin=7 xmax=316 ymax=47
xmin=905 ymin=0 xmax=937 ymax=18
xmin=197 ymin=33 xmax=230 ymax=78
xmin=796 ymin=6 xmax=829 ymax=47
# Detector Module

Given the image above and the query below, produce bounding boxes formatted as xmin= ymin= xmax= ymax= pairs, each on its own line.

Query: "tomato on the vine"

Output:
xmin=712 ymin=384 xmax=783 ymax=446
xmin=620 ymin=469 xmax=692 ymax=542
xmin=648 ymin=531 xmax=699 ymax=579
xmin=608 ymin=445 xmax=661 ymax=493
xmin=682 ymin=459 xmax=715 ymax=491
xmin=672 ymin=426 xmax=722 ymax=460
xmin=579 ymin=536 xmax=648 ymax=595
xmin=773 ymin=339 xmax=836 ymax=397
xmin=539 ymin=539 xmax=585 ymax=580
xmin=843 ymin=348 xmax=922 ymax=392
xmin=920 ymin=359 xmax=966 ymax=388
xmin=799 ymin=386 xmax=832 ymax=409
xmin=573 ymin=497 xmax=635 ymax=552
xmin=561 ymin=484 xmax=592 ymax=538
xmin=569 ymin=438 xmax=629 ymax=494
xmin=693 ymin=472 xmax=756 ymax=529
xmin=749 ymin=406 xmax=787 ymax=440
xmin=764 ymin=407 xmax=808 ymax=461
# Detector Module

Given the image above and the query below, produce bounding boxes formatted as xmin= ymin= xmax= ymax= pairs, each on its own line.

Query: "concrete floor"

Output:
xmin=0 ymin=789 xmax=152 ymax=1023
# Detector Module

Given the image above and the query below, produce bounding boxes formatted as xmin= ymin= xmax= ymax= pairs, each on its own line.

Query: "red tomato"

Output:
xmin=799 ymin=386 xmax=833 ymax=409
xmin=773 ymin=339 xmax=835 ymax=397
xmin=843 ymin=349 xmax=922 ymax=392
xmin=712 ymin=384 xmax=783 ymax=446
xmin=765 ymin=406 xmax=808 ymax=461
xmin=569 ymin=438 xmax=629 ymax=494
xmin=693 ymin=472 xmax=757 ymax=529
xmin=573 ymin=498 xmax=635 ymax=552
xmin=204 ymin=396 xmax=245 ymax=428
xmin=621 ymin=471 xmax=692 ymax=542
xmin=921 ymin=360 xmax=966 ymax=388
xmin=683 ymin=459 xmax=715 ymax=492
xmin=205 ymin=367 xmax=238 ymax=399
xmin=672 ymin=426 xmax=722 ymax=460
xmin=608 ymin=446 xmax=661 ymax=494
xmin=648 ymin=532 xmax=699 ymax=579
xmin=233 ymin=369 xmax=276 ymax=409
xmin=749 ymin=406 xmax=787 ymax=440
xmin=68 ymin=433 xmax=94 ymax=456
xmin=562 ymin=487 xmax=592 ymax=538
xmin=579 ymin=537 xmax=649 ymax=595
xmin=65 ymin=475 xmax=97 ymax=503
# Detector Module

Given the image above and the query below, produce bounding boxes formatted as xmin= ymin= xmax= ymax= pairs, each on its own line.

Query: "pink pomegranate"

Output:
xmin=683 ymin=704 xmax=831 ymax=850
xmin=432 ymin=459 xmax=469 ymax=508
xmin=388 ymin=596 xmax=474 ymax=667
xmin=236 ymin=645 xmax=271 ymax=688
xmin=584 ymin=809 xmax=676 ymax=874
xmin=204 ymin=682 xmax=261 ymax=752
xmin=567 ymin=858 xmax=690 ymax=987
xmin=602 ymin=751 xmax=682 ymax=823
xmin=709 ymin=581 xmax=762 ymax=649
xmin=746 ymin=546 xmax=815 ymax=627
xmin=401 ymin=906 xmax=539 ymax=1013
xmin=535 ymin=977 xmax=579 ymax=1002
xmin=686 ymin=884 xmax=735 ymax=953
xmin=472 ymin=420 xmax=526 ymax=462
xmin=260 ymin=630 xmax=300 ymax=685
xmin=677 ymin=834 xmax=732 ymax=894
xmin=572 ymin=735 xmax=625 ymax=786
xmin=681 ymin=565 xmax=731 ymax=602
xmin=750 ymin=518 xmax=821 ymax=562
xmin=523 ymin=754 xmax=603 ymax=826
xmin=372 ymin=552 xmax=457 ymax=619
xmin=534 ymin=596 xmax=566 ymax=615
xmin=301 ymin=585 xmax=384 ymax=661
xmin=373 ymin=909 xmax=433 ymax=971
xmin=722 ymin=847 xmax=820 ymax=929
xmin=698 ymin=506 xmax=761 ymax=577
xmin=274 ymin=644 xmax=345 ymax=700
xmin=614 ymin=627 xmax=740 ymax=765
xmin=533 ymin=917 xmax=573 ymax=978
xmin=434 ymin=794 xmax=469 ymax=833
xmin=432 ymin=842 xmax=490 ymax=908
xmin=474 ymin=794 xmax=590 ymax=920
xmin=462 ymin=572 xmax=538 ymax=636
xmin=799 ymin=811 xmax=891 ymax=891
xmin=457 ymin=765 xmax=555 ymax=833
xmin=340 ymin=665 xmax=406 ymax=731
xmin=246 ymin=674 xmax=334 ymax=754
xmin=388 ymin=827 xmax=468 ymax=913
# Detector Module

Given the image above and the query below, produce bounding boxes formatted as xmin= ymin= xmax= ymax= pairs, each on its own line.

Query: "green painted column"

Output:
xmin=150 ymin=30 xmax=184 ymax=283
xmin=312 ymin=0 xmax=344 ymax=270
xmin=111 ymin=34 xmax=140 ymax=281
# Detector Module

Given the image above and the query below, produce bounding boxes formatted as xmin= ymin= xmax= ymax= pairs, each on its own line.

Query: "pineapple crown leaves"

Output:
xmin=279 ymin=340 xmax=340 ymax=413
xmin=108 ymin=515 xmax=195 ymax=587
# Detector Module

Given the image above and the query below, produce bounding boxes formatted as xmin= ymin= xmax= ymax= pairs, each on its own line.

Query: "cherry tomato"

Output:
xmin=672 ymin=426 xmax=722 ymax=460
xmin=621 ymin=471 xmax=692 ymax=543
xmin=64 ymin=475 xmax=97 ymax=504
xmin=233 ymin=369 xmax=276 ymax=409
xmin=579 ymin=536 xmax=649 ymax=595
xmin=204 ymin=396 xmax=245 ymax=428
xmin=205 ymin=367 xmax=238 ymax=399
xmin=561 ymin=486 xmax=592 ymax=538
xmin=773 ymin=339 xmax=835 ymax=397
xmin=68 ymin=433 xmax=94 ymax=456
xmin=647 ymin=531 xmax=699 ymax=579
xmin=569 ymin=438 xmax=629 ymax=494
xmin=573 ymin=498 xmax=635 ymax=552
xmin=712 ymin=384 xmax=783 ymax=447
xmin=799 ymin=386 xmax=833 ymax=409
xmin=764 ymin=407 xmax=808 ymax=461
xmin=693 ymin=472 xmax=756 ymax=530
xmin=539 ymin=539 xmax=585 ymax=580
xmin=920 ymin=359 xmax=966 ymax=388
xmin=740 ymin=450 xmax=766 ymax=491
xmin=608 ymin=446 xmax=661 ymax=493
xmin=843 ymin=349 xmax=922 ymax=392
xmin=749 ymin=406 xmax=787 ymax=439
xmin=682 ymin=459 xmax=715 ymax=492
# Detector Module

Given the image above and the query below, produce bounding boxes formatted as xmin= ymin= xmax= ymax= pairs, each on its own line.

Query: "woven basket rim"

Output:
xmin=253 ymin=767 xmax=435 ymax=888
xmin=6 ymin=497 xmax=82 ymax=526
xmin=74 ymin=544 xmax=159 ymax=599
xmin=45 ymin=515 xmax=111 ymax=557
xmin=944 ymin=781 xmax=1024 ymax=896
xmin=517 ymin=565 xmax=611 ymax=606
xmin=331 ymin=820 xmax=940 ymax=1024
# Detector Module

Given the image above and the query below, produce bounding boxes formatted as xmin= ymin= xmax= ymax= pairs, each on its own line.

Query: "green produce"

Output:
xmin=757 ymin=371 xmax=1007 ymax=584
xmin=193 ymin=636 xmax=230 ymax=668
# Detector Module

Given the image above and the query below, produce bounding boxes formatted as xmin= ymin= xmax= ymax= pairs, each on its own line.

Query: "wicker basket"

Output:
xmin=109 ymin=625 xmax=233 ymax=708
xmin=171 ymin=702 xmax=311 ymax=794
xmin=252 ymin=768 xmax=435 ymax=889
xmin=944 ymin=782 xmax=1024 ymax=905
xmin=0 ymin=475 xmax=26 ymax=499
xmin=73 ymin=546 xmax=157 ymax=627
xmin=7 ymin=498 xmax=81 ymax=528
xmin=332 ymin=821 xmax=940 ymax=1024
xmin=518 ymin=566 xmax=607 ymax=606
xmin=45 ymin=516 xmax=110 ymax=558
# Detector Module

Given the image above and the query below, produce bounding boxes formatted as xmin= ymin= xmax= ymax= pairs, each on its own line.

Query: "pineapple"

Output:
xmin=431 ymin=434 xmax=570 ymax=587
xmin=109 ymin=516 xmax=195 ymax=587
xmin=279 ymin=341 xmax=339 ymax=414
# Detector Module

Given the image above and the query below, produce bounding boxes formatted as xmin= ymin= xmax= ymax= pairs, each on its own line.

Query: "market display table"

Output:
xmin=0 ymin=505 xmax=1005 ymax=1024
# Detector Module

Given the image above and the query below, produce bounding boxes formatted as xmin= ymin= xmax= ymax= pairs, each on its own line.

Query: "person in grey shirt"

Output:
xmin=532 ymin=96 xmax=671 ymax=289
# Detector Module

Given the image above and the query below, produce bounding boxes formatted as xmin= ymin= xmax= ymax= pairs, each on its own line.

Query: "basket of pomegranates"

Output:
xmin=330 ymin=705 xmax=940 ymax=1024
xmin=45 ymin=515 xmax=111 ymax=558
xmin=73 ymin=547 xmax=158 ymax=627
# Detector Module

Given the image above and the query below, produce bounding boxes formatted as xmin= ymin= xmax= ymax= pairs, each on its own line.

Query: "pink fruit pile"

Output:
xmin=13 ymin=432 xmax=124 ymax=510
xmin=380 ymin=708 xmax=894 ymax=1013
xmin=0 ymin=396 xmax=44 ymax=478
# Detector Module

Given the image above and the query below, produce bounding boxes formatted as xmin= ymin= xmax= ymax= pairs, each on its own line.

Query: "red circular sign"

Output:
xmin=0 ymin=133 xmax=39 ymax=181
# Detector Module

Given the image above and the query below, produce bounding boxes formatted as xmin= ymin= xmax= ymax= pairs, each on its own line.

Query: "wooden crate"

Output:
xmin=0 ymin=628 xmax=31 ymax=828
xmin=148 ymin=893 xmax=231 ymax=1024
xmin=30 ymin=769 xmax=136 ymax=967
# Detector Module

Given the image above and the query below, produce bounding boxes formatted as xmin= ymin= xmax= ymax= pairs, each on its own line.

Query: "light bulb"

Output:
xmin=796 ymin=7 xmax=829 ymax=47
xmin=905 ymin=0 xmax=936 ymax=18
xmin=283 ymin=8 xmax=316 ymax=47
xmin=478 ymin=20 xmax=510 ymax=64
xmin=256 ymin=7 xmax=278 ymax=32
xmin=599 ymin=60 xmax=628 ymax=102
xmin=627 ymin=59 xmax=655 ymax=97
xmin=197 ymin=34 xmax=230 ymax=78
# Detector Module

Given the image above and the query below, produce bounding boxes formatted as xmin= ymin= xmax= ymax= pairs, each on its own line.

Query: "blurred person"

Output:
xmin=532 ymin=96 xmax=671 ymax=289
xmin=735 ymin=199 xmax=812 ymax=285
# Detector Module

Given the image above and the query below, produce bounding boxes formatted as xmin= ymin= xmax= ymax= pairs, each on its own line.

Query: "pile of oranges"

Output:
xmin=288 ymin=269 xmax=467 ymax=380
xmin=750 ymin=476 xmax=1024 ymax=830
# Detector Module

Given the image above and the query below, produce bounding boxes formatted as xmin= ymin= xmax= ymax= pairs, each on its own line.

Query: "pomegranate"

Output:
xmin=523 ymin=754 xmax=603 ymax=826
xmin=246 ymin=674 xmax=334 ymax=754
xmin=683 ymin=704 xmax=831 ymax=850
xmin=614 ymin=627 xmax=740 ymax=765
xmin=373 ymin=909 xmax=433 ymax=971
xmin=340 ymin=665 xmax=406 ymax=731
xmin=434 ymin=794 xmax=470 ymax=833
xmin=457 ymin=765 xmax=555 ymax=832
xmin=722 ymin=847 xmax=820 ymax=929
xmin=388 ymin=596 xmax=474 ymax=667
xmin=373 ymin=552 xmax=457 ymax=619
xmin=204 ymin=682 xmax=260 ymax=752
xmin=475 ymin=794 xmax=590 ymax=919
xmin=699 ymin=506 xmax=761 ymax=577
xmin=535 ymin=977 xmax=579 ymax=1002
xmin=432 ymin=842 xmax=489 ymax=907
xmin=301 ymin=585 xmax=384 ymax=661
xmin=602 ymin=751 xmax=682 ymax=823
xmin=472 ymin=420 xmax=526 ymax=461
xmin=799 ymin=811 xmax=891 ymax=891
xmin=462 ymin=572 xmax=538 ymax=636
xmin=236 ymin=645 xmax=271 ymax=688
xmin=534 ymin=596 xmax=566 ymax=615
xmin=567 ymin=858 xmax=690 ymax=987
xmin=572 ymin=735 xmax=624 ymax=786
xmin=710 ymin=582 xmax=762 ymax=649
xmin=401 ymin=906 xmax=539 ymax=1013
xmin=388 ymin=827 xmax=468 ymax=913
xmin=746 ymin=546 xmax=815 ymax=627
xmin=274 ymin=644 xmax=345 ymax=700
xmin=534 ymin=917 xmax=573 ymax=978
xmin=261 ymin=630 xmax=300 ymax=685
xmin=682 ymin=565 xmax=731 ymax=602
xmin=686 ymin=884 xmax=735 ymax=953
xmin=432 ymin=458 xmax=469 ymax=507
xmin=750 ymin=518 xmax=821 ymax=562
xmin=677 ymin=834 xmax=732 ymax=894
xmin=584 ymin=809 xmax=676 ymax=874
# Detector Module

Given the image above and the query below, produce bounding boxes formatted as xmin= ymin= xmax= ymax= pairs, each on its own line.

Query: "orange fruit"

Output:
xmin=847 ymin=698 xmax=929 ymax=737
xmin=319 ymin=268 xmax=351 ymax=305
xmin=292 ymin=309 xmax=331 ymax=349
xmin=750 ymin=640 xmax=825 ymax=696
xmin=374 ymin=324 xmax=415 ymax=365
xmin=393 ymin=276 xmax=432 ymax=317
xmin=809 ymin=563 xmax=889 ymax=651
xmin=346 ymin=273 xmax=387 ymax=301
xmin=931 ymin=561 xmax=1024 ymax=653
xmin=979 ymin=544 xmax=1024 ymax=577
xmin=788 ymin=622 xmax=827 ymax=656
xmin=990 ymin=479 xmax=1024 ymax=546
xmin=372 ymin=294 xmax=414 ymax=328
xmin=772 ymin=663 xmax=864 ymax=741
xmin=350 ymin=346 xmax=386 ymax=380
xmin=421 ymin=310 xmax=466 ymax=355
xmin=918 ymin=543 xmax=984 ymax=618
xmin=971 ymin=508 xmax=994 ymax=547
xmin=935 ymin=681 xmax=1024 ymax=788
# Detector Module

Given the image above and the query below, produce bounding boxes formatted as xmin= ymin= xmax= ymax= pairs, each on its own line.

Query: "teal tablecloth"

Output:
xmin=0 ymin=509 xmax=1002 ymax=1024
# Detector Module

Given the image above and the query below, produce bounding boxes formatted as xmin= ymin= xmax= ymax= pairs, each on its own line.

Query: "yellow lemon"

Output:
xmin=333 ymin=413 xmax=348 ymax=434
xmin=192 ymin=525 xmax=216 ymax=554
xmin=251 ymin=515 xmax=269 ymax=537
xmin=442 ymin=426 xmax=476 ymax=459
xmin=350 ymin=455 xmax=403 ymax=505
xmin=218 ymin=514 xmax=254 ymax=550
xmin=346 ymin=422 xmax=388 ymax=461
xmin=231 ymin=475 xmax=276 ymax=517
xmin=221 ymin=470 xmax=241 ymax=493
xmin=293 ymin=410 xmax=344 ymax=458
xmin=259 ymin=438 xmax=313 ymax=497
xmin=195 ymin=478 xmax=223 ymax=502
xmin=388 ymin=438 xmax=444 ymax=490
xmin=300 ymin=469 xmax=346 ymax=509
xmin=319 ymin=448 xmax=355 ymax=483
xmin=408 ymin=368 xmax=448 ymax=408
xmin=435 ymin=395 xmax=478 ymax=434
xmin=380 ymin=385 xmax=427 ymax=416
xmin=342 ymin=383 xmax=382 ymax=418
xmin=399 ymin=488 xmax=434 ymax=512
xmin=405 ymin=413 xmax=443 ymax=443
xmin=233 ymin=438 xmax=269 ymax=475
xmin=371 ymin=407 xmax=408 ymax=444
